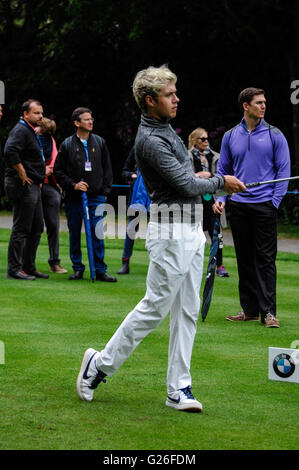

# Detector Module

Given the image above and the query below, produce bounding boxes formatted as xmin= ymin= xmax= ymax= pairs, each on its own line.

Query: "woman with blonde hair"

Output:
xmin=188 ymin=127 xmax=229 ymax=277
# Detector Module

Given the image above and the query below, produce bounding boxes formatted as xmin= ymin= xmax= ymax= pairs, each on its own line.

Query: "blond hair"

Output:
xmin=132 ymin=64 xmax=177 ymax=113
xmin=188 ymin=127 xmax=208 ymax=150
xmin=39 ymin=117 xmax=56 ymax=136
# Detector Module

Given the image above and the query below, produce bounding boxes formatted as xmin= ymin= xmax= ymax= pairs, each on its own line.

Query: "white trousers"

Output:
xmin=97 ymin=222 xmax=206 ymax=396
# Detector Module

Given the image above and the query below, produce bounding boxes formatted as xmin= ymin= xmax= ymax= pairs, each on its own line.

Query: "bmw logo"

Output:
xmin=273 ymin=353 xmax=295 ymax=378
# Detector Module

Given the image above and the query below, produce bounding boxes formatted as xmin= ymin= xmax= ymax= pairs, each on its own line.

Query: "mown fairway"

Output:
xmin=0 ymin=229 xmax=298 ymax=450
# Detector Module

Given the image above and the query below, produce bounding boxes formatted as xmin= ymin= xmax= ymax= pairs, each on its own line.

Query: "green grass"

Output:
xmin=277 ymin=223 xmax=299 ymax=239
xmin=0 ymin=229 xmax=298 ymax=450
xmin=222 ymin=222 xmax=299 ymax=239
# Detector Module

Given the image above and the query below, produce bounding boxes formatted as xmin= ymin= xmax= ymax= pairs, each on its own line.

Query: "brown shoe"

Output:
xmin=264 ymin=313 xmax=280 ymax=328
xmin=226 ymin=310 xmax=259 ymax=322
xmin=50 ymin=264 xmax=68 ymax=274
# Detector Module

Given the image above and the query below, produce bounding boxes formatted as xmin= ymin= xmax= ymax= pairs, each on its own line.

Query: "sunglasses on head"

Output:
xmin=198 ymin=137 xmax=208 ymax=142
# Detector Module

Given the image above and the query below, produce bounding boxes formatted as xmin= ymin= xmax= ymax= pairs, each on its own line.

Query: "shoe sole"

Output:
xmin=76 ymin=348 xmax=97 ymax=401
xmin=226 ymin=317 xmax=259 ymax=322
xmin=166 ymin=400 xmax=202 ymax=413
xmin=6 ymin=274 xmax=36 ymax=280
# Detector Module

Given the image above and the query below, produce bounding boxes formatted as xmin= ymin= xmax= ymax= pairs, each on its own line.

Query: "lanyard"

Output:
xmin=81 ymin=139 xmax=89 ymax=161
xmin=19 ymin=119 xmax=45 ymax=161
xmin=36 ymin=134 xmax=45 ymax=161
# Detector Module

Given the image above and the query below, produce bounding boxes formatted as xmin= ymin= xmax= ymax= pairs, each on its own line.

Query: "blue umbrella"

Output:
xmin=81 ymin=192 xmax=96 ymax=282
xmin=201 ymin=211 xmax=222 ymax=322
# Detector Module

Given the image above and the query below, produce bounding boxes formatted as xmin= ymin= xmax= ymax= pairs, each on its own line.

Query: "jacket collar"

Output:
xmin=241 ymin=117 xmax=264 ymax=132
xmin=19 ymin=118 xmax=38 ymax=134
xmin=141 ymin=114 xmax=170 ymax=129
xmin=74 ymin=132 xmax=92 ymax=145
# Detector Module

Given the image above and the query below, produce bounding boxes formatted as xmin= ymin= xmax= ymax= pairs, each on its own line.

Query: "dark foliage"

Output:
xmin=0 ymin=0 xmax=298 ymax=198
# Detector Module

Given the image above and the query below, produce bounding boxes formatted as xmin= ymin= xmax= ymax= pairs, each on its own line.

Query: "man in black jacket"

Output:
xmin=4 ymin=99 xmax=48 ymax=280
xmin=54 ymin=107 xmax=116 ymax=282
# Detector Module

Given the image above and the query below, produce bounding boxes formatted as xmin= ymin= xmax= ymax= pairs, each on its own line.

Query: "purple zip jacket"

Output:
xmin=217 ymin=118 xmax=290 ymax=208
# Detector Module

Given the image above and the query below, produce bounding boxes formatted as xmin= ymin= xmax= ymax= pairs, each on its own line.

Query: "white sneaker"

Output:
xmin=166 ymin=386 xmax=202 ymax=412
xmin=76 ymin=348 xmax=106 ymax=401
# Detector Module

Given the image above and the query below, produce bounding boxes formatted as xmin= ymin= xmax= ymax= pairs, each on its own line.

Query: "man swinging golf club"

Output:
xmin=76 ymin=65 xmax=245 ymax=412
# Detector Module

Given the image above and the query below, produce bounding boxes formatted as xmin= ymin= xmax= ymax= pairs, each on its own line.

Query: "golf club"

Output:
xmin=246 ymin=176 xmax=299 ymax=188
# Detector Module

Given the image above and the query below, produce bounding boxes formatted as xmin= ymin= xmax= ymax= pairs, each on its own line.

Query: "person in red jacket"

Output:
xmin=37 ymin=117 xmax=67 ymax=274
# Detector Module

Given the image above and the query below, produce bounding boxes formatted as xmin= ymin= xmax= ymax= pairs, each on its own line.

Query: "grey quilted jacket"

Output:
xmin=135 ymin=115 xmax=224 ymax=222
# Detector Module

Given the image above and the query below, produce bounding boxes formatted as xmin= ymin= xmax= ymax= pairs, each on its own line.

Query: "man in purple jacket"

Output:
xmin=213 ymin=87 xmax=290 ymax=328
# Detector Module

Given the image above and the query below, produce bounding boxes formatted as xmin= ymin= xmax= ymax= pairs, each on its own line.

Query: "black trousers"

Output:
xmin=5 ymin=176 xmax=44 ymax=274
xmin=41 ymin=183 xmax=61 ymax=266
xmin=229 ymin=201 xmax=277 ymax=319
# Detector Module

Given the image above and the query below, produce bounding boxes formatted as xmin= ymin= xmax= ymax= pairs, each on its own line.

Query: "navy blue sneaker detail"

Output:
xmin=83 ymin=351 xmax=97 ymax=380
xmin=166 ymin=386 xmax=202 ymax=412
xmin=90 ymin=370 xmax=107 ymax=389
xmin=76 ymin=348 xmax=107 ymax=401
xmin=179 ymin=386 xmax=195 ymax=399
xmin=167 ymin=395 xmax=180 ymax=404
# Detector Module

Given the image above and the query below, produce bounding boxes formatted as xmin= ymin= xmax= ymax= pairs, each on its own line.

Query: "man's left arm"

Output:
xmin=272 ymin=133 xmax=291 ymax=208
xmin=101 ymin=139 xmax=113 ymax=197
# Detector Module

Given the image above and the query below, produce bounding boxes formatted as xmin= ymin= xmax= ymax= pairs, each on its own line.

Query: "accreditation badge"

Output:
xmin=85 ymin=161 xmax=92 ymax=171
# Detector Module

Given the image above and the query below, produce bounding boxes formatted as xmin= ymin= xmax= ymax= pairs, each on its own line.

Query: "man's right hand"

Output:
xmin=213 ymin=200 xmax=225 ymax=215
xmin=223 ymin=175 xmax=246 ymax=195
xmin=13 ymin=163 xmax=33 ymax=186
xmin=213 ymin=175 xmax=246 ymax=215
xmin=21 ymin=174 xmax=33 ymax=186
xmin=74 ymin=181 xmax=89 ymax=192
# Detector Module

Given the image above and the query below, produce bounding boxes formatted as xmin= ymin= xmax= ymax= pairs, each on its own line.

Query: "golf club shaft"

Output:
xmin=246 ymin=176 xmax=299 ymax=188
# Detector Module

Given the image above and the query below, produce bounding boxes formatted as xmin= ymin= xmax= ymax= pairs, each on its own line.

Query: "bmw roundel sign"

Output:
xmin=273 ymin=353 xmax=295 ymax=378
xmin=269 ymin=347 xmax=299 ymax=383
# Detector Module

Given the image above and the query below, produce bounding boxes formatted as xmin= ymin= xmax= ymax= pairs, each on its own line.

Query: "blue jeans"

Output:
xmin=122 ymin=216 xmax=137 ymax=259
xmin=64 ymin=194 xmax=107 ymax=273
